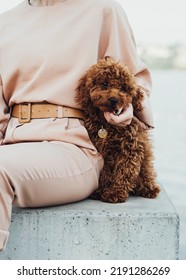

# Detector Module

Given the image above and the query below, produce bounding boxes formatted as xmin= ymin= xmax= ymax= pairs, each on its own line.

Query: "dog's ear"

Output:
xmin=120 ymin=66 xmax=144 ymax=112
xmin=132 ymin=87 xmax=144 ymax=112
xmin=75 ymin=73 xmax=86 ymax=107
xmin=75 ymin=73 xmax=92 ymax=110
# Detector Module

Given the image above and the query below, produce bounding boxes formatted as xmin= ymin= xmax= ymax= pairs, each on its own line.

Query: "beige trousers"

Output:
xmin=0 ymin=141 xmax=103 ymax=251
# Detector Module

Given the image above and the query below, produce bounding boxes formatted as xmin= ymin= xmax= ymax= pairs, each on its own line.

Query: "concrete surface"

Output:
xmin=0 ymin=188 xmax=179 ymax=260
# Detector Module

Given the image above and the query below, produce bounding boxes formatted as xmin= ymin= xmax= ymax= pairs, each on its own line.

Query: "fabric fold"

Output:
xmin=0 ymin=230 xmax=9 ymax=251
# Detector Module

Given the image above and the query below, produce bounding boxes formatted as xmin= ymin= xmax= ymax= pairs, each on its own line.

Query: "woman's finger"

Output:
xmin=104 ymin=104 xmax=133 ymax=127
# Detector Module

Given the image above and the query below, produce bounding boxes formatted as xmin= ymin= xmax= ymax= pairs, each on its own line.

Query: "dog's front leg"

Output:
xmin=90 ymin=163 xmax=129 ymax=203
xmin=96 ymin=157 xmax=140 ymax=203
xmin=105 ymin=161 xmax=140 ymax=203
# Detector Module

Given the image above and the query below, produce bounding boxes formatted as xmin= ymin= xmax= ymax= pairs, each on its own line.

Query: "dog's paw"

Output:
xmin=100 ymin=189 xmax=128 ymax=203
xmin=135 ymin=184 xmax=161 ymax=199
xmin=146 ymin=185 xmax=161 ymax=198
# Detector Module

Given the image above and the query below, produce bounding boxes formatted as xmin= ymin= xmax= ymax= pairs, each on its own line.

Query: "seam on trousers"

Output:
xmin=15 ymin=166 xmax=96 ymax=183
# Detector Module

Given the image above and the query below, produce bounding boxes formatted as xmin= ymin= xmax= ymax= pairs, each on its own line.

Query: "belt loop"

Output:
xmin=57 ymin=105 xmax=63 ymax=118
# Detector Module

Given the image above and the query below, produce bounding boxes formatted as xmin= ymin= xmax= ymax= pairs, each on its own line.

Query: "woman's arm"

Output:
xmin=134 ymin=92 xmax=154 ymax=129
xmin=100 ymin=1 xmax=154 ymax=129
xmin=0 ymin=76 xmax=10 ymax=145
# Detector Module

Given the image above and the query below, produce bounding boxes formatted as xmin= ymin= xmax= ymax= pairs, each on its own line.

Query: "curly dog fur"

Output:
xmin=76 ymin=57 xmax=160 ymax=203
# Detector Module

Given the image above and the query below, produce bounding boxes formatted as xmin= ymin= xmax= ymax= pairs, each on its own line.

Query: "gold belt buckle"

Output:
xmin=18 ymin=103 xmax=31 ymax=123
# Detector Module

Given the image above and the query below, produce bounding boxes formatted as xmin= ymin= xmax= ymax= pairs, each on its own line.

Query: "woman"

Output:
xmin=0 ymin=0 xmax=154 ymax=251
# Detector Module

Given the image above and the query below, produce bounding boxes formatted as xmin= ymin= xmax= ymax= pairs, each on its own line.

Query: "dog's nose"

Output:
xmin=108 ymin=97 xmax=118 ymax=106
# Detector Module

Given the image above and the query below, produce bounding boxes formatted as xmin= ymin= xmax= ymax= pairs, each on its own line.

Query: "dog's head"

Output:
xmin=76 ymin=57 xmax=140 ymax=115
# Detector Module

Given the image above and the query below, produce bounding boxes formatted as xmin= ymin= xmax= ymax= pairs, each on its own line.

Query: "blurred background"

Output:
xmin=0 ymin=0 xmax=186 ymax=259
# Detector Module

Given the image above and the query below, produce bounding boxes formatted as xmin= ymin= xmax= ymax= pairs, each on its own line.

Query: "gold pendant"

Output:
xmin=98 ymin=126 xmax=108 ymax=139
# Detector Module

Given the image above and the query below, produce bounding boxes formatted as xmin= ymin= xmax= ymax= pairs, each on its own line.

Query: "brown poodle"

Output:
xmin=76 ymin=56 xmax=160 ymax=203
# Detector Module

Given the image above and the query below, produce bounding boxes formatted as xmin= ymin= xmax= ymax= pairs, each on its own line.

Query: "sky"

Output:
xmin=0 ymin=0 xmax=185 ymax=46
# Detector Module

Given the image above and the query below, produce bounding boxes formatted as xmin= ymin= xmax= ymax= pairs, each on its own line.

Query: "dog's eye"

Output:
xmin=93 ymin=79 xmax=97 ymax=86
xmin=120 ymin=85 xmax=126 ymax=92
xmin=102 ymin=81 xmax=109 ymax=90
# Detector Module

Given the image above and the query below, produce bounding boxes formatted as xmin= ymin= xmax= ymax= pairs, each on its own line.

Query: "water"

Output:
xmin=150 ymin=70 xmax=186 ymax=259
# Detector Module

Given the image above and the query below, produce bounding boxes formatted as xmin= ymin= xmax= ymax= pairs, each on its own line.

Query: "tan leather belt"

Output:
xmin=11 ymin=103 xmax=85 ymax=123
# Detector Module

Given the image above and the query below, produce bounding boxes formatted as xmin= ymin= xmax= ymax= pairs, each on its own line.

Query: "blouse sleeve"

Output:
xmin=0 ymin=75 xmax=10 ymax=145
xmin=99 ymin=1 xmax=154 ymax=128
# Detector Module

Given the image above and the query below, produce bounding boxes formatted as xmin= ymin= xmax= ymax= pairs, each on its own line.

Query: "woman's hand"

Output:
xmin=104 ymin=103 xmax=133 ymax=127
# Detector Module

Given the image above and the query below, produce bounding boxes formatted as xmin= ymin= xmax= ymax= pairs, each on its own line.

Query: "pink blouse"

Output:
xmin=0 ymin=0 xmax=153 ymax=147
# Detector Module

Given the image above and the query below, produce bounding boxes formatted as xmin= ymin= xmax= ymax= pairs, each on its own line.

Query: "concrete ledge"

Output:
xmin=0 ymin=188 xmax=179 ymax=260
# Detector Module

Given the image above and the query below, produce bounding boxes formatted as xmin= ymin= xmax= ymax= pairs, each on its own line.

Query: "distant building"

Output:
xmin=138 ymin=44 xmax=186 ymax=70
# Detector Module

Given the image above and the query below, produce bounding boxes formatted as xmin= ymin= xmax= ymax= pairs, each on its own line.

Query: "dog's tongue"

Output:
xmin=113 ymin=107 xmax=123 ymax=116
